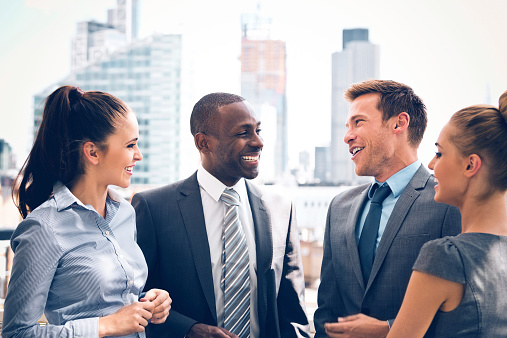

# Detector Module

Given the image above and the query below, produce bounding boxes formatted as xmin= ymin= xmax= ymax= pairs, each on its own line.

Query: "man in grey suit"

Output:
xmin=132 ymin=93 xmax=310 ymax=338
xmin=314 ymin=80 xmax=461 ymax=337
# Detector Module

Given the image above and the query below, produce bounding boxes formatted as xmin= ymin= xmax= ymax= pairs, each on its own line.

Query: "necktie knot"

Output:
xmin=371 ymin=184 xmax=391 ymax=205
xmin=221 ymin=188 xmax=240 ymax=207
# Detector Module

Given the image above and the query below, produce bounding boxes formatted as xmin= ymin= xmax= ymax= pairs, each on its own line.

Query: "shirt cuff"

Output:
xmin=66 ymin=316 xmax=99 ymax=337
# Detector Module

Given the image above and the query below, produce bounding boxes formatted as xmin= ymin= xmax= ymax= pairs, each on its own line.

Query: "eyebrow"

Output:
xmin=237 ymin=122 xmax=261 ymax=129
xmin=126 ymin=137 xmax=139 ymax=144
xmin=345 ymin=114 xmax=367 ymax=127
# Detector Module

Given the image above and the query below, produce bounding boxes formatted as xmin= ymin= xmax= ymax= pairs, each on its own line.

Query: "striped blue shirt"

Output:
xmin=3 ymin=182 xmax=148 ymax=338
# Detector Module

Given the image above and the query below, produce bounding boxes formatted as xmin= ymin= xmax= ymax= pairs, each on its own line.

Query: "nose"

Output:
xmin=135 ymin=146 xmax=143 ymax=161
xmin=428 ymin=155 xmax=436 ymax=170
xmin=251 ymin=132 xmax=264 ymax=150
xmin=344 ymin=127 xmax=355 ymax=144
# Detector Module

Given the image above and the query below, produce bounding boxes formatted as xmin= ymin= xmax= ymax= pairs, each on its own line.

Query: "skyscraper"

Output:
xmin=71 ymin=0 xmax=138 ymax=72
xmin=240 ymin=13 xmax=287 ymax=182
xmin=330 ymin=28 xmax=379 ymax=185
xmin=314 ymin=146 xmax=330 ymax=184
xmin=34 ymin=1 xmax=182 ymax=186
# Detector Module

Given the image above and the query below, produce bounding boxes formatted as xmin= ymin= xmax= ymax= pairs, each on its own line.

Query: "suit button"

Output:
xmin=361 ymin=308 xmax=370 ymax=315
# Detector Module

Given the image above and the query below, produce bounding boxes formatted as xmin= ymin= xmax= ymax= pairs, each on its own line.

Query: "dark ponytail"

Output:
xmin=12 ymin=85 xmax=130 ymax=218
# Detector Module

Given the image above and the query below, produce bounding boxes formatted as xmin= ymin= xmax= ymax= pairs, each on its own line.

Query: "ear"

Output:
xmin=194 ymin=133 xmax=213 ymax=154
xmin=82 ymin=141 xmax=100 ymax=165
xmin=393 ymin=112 xmax=410 ymax=134
xmin=464 ymin=154 xmax=481 ymax=178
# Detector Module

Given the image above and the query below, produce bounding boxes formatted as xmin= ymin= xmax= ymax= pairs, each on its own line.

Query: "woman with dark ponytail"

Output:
xmin=387 ymin=90 xmax=507 ymax=337
xmin=3 ymin=86 xmax=171 ymax=337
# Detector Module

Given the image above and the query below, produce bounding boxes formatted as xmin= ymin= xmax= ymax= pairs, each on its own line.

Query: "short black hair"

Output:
xmin=190 ymin=92 xmax=245 ymax=136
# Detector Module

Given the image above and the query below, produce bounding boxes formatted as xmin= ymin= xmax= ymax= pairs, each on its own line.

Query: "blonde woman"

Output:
xmin=388 ymin=91 xmax=507 ymax=337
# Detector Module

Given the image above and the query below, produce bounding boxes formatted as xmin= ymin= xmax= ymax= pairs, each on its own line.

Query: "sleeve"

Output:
xmin=313 ymin=199 xmax=345 ymax=337
xmin=413 ymin=237 xmax=466 ymax=284
xmin=2 ymin=218 xmax=99 ymax=338
xmin=276 ymin=202 xmax=311 ymax=338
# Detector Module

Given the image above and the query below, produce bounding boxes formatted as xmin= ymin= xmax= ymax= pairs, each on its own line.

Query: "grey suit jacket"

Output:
xmin=314 ymin=165 xmax=461 ymax=337
xmin=132 ymin=172 xmax=310 ymax=338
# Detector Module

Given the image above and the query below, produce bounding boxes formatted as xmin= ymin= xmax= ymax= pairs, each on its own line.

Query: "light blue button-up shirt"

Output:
xmin=3 ymin=182 xmax=148 ymax=338
xmin=356 ymin=161 xmax=421 ymax=248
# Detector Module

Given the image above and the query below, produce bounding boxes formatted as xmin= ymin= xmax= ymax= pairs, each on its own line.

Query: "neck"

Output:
xmin=70 ymin=175 xmax=109 ymax=218
xmin=460 ymin=191 xmax=507 ymax=235
xmin=375 ymin=152 xmax=418 ymax=182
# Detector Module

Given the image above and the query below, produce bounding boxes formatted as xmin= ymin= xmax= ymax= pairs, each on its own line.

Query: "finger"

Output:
xmin=338 ymin=314 xmax=359 ymax=322
xmin=140 ymin=300 xmax=156 ymax=312
xmin=154 ymin=297 xmax=172 ymax=313
xmin=138 ymin=315 xmax=149 ymax=327
xmin=140 ymin=307 xmax=154 ymax=321
xmin=219 ymin=328 xmax=239 ymax=337
xmin=153 ymin=309 xmax=169 ymax=320
xmin=143 ymin=289 xmax=159 ymax=302
xmin=325 ymin=322 xmax=345 ymax=333
xmin=325 ymin=326 xmax=346 ymax=337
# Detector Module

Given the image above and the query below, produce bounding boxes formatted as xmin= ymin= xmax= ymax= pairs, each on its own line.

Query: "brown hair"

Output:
xmin=12 ymin=85 xmax=130 ymax=218
xmin=345 ymin=80 xmax=427 ymax=147
xmin=448 ymin=90 xmax=507 ymax=192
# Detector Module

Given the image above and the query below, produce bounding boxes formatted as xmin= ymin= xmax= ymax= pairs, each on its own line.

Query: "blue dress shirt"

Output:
xmin=3 ymin=182 xmax=148 ymax=338
xmin=356 ymin=161 xmax=422 ymax=248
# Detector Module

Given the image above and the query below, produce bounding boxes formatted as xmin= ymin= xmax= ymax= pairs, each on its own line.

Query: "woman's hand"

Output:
xmin=98 ymin=301 xmax=155 ymax=337
xmin=142 ymin=288 xmax=172 ymax=324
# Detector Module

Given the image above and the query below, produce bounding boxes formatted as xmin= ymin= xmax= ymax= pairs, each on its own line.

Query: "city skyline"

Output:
xmin=1 ymin=0 xmax=506 ymax=178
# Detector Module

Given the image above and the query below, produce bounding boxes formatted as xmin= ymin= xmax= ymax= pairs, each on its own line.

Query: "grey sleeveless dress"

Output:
xmin=413 ymin=233 xmax=507 ymax=337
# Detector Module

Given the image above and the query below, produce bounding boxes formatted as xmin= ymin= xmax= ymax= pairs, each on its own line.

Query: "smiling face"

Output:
xmin=97 ymin=110 xmax=143 ymax=188
xmin=428 ymin=123 xmax=467 ymax=207
xmin=203 ymin=101 xmax=263 ymax=186
xmin=344 ymin=93 xmax=397 ymax=182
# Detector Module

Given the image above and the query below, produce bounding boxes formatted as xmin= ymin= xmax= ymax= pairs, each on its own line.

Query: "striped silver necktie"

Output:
xmin=220 ymin=188 xmax=250 ymax=338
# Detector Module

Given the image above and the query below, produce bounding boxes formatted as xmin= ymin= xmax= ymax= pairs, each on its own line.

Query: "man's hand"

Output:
xmin=142 ymin=288 xmax=172 ymax=324
xmin=186 ymin=323 xmax=239 ymax=338
xmin=324 ymin=313 xmax=389 ymax=338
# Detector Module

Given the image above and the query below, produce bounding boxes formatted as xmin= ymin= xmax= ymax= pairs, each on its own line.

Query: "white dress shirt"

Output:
xmin=197 ymin=165 xmax=259 ymax=338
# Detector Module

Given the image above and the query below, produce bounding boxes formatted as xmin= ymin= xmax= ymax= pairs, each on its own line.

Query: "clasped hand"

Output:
xmin=99 ymin=288 xmax=171 ymax=337
xmin=324 ymin=313 xmax=389 ymax=338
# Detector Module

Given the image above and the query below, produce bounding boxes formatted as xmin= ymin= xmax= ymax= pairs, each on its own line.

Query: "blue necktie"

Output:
xmin=220 ymin=188 xmax=250 ymax=338
xmin=358 ymin=184 xmax=391 ymax=285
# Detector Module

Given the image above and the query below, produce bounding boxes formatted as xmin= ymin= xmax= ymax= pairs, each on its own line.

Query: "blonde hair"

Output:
xmin=449 ymin=90 xmax=507 ymax=191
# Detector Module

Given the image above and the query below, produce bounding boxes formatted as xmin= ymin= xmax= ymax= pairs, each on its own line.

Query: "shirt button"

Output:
xmin=129 ymin=280 xmax=133 ymax=285
xmin=105 ymin=231 xmax=110 ymax=236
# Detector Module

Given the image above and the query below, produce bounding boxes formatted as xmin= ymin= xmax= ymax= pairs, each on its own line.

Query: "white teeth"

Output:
xmin=242 ymin=156 xmax=259 ymax=162
xmin=125 ymin=166 xmax=133 ymax=173
xmin=352 ymin=147 xmax=364 ymax=155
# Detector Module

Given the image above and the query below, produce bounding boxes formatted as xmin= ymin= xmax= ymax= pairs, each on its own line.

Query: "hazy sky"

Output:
xmin=1 ymin=0 xmax=506 ymax=173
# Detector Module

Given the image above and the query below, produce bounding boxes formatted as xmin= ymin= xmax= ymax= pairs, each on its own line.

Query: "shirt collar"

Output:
xmin=53 ymin=181 xmax=123 ymax=212
xmin=368 ymin=160 xmax=421 ymax=199
xmin=197 ymin=164 xmax=248 ymax=203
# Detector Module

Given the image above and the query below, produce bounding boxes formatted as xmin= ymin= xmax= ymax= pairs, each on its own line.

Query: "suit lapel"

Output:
xmin=178 ymin=173 xmax=217 ymax=323
xmin=345 ymin=187 xmax=370 ymax=290
xmin=367 ymin=165 xmax=430 ymax=291
xmin=246 ymin=181 xmax=272 ymax=333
